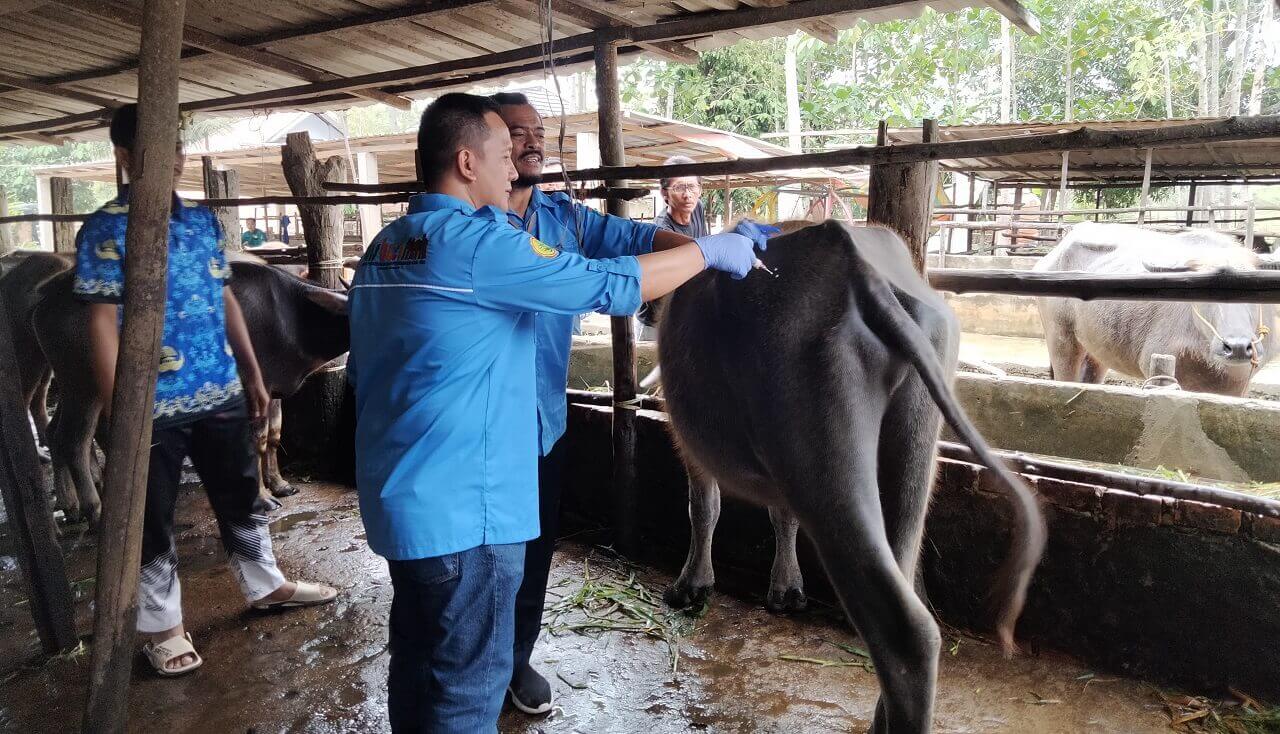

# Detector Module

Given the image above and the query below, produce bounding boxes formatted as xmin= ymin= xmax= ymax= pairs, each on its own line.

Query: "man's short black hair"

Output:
xmin=109 ymin=103 xmax=139 ymax=150
xmin=417 ymin=93 xmax=502 ymax=186
xmin=490 ymin=91 xmax=531 ymax=108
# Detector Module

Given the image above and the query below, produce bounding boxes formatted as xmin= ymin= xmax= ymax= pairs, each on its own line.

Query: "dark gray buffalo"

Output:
xmin=2 ymin=252 xmax=349 ymax=523
xmin=657 ymin=222 xmax=1045 ymax=733
xmin=1035 ymin=222 xmax=1275 ymax=396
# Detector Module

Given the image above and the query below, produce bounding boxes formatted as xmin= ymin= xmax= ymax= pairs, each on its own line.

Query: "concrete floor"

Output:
xmin=0 ymin=481 xmax=1187 ymax=733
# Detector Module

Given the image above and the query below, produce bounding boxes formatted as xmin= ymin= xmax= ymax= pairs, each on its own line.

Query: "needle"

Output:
xmin=753 ymin=258 xmax=778 ymax=278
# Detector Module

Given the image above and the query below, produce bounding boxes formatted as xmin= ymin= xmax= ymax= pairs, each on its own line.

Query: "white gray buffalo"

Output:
xmin=0 ymin=252 xmax=350 ymax=524
xmin=1035 ymin=222 xmax=1275 ymax=396
xmin=657 ymin=221 xmax=1046 ymax=733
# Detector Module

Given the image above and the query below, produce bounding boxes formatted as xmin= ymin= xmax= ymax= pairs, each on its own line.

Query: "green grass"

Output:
xmin=543 ymin=550 xmax=704 ymax=674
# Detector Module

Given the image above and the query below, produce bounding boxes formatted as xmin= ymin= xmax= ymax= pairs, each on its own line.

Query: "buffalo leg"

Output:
xmin=663 ymin=469 xmax=720 ymax=610
xmin=1043 ymin=319 xmax=1087 ymax=382
xmin=264 ymin=399 xmax=295 ymax=498
xmin=48 ymin=399 xmax=101 ymax=525
xmin=765 ymin=506 xmax=807 ymax=613
xmin=29 ymin=370 xmax=52 ymax=445
xmin=877 ymin=371 xmax=943 ymax=584
xmin=253 ymin=402 xmax=284 ymax=511
xmin=787 ymin=389 xmax=938 ymax=734
xmin=1079 ymin=355 xmax=1106 ymax=384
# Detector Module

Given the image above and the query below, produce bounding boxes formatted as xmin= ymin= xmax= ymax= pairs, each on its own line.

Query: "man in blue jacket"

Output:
xmin=347 ymin=93 xmax=759 ymax=733
xmin=493 ymin=92 xmax=779 ymax=716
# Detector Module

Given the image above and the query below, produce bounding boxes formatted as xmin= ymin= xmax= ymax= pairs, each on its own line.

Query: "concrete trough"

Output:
xmin=559 ymin=402 xmax=1280 ymax=702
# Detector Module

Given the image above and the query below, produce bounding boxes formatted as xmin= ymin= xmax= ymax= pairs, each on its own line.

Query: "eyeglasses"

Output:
xmin=665 ymin=183 xmax=701 ymax=195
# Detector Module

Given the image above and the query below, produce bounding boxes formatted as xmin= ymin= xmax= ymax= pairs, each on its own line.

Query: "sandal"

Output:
xmin=251 ymin=580 xmax=338 ymax=611
xmin=142 ymin=632 xmax=203 ymax=677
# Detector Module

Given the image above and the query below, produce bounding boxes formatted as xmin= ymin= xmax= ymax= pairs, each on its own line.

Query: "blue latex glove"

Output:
xmin=732 ymin=219 xmax=782 ymax=250
xmin=695 ymin=232 xmax=757 ymax=280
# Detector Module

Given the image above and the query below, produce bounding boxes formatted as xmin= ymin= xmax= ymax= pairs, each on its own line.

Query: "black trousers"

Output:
xmin=137 ymin=403 xmax=284 ymax=632
xmin=511 ymin=438 xmax=568 ymax=673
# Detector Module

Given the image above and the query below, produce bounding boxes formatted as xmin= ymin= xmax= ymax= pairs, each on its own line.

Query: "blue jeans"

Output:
xmin=387 ymin=543 xmax=525 ymax=734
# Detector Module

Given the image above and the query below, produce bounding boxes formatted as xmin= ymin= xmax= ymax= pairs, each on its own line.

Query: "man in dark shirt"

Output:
xmin=652 ymin=154 xmax=709 ymax=238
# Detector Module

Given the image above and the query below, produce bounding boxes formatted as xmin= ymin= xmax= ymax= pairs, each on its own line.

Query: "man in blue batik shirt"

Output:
xmin=347 ymin=93 xmax=760 ymax=733
xmin=77 ymin=105 xmax=336 ymax=679
xmin=492 ymin=92 xmax=779 ymax=716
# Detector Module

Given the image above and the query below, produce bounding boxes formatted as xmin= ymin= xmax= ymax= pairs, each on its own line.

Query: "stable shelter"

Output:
xmin=4 ymin=2 xmax=1280 ymax=731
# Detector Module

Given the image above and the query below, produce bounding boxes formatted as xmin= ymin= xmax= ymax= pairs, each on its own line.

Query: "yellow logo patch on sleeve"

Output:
xmin=529 ymin=237 xmax=560 ymax=259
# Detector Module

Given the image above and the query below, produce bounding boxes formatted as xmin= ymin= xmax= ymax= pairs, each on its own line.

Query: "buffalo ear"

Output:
xmin=305 ymin=287 xmax=349 ymax=315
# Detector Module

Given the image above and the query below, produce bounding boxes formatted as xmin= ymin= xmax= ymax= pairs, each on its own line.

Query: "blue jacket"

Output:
xmin=348 ymin=193 xmax=643 ymax=560
xmin=507 ymin=188 xmax=657 ymax=455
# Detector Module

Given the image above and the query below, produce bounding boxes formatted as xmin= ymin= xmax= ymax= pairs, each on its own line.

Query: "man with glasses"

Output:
xmin=653 ymin=154 xmax=709 ymax=238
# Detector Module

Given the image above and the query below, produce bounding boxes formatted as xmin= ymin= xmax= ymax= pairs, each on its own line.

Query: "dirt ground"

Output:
xmin=1 ymin=481 xmax=1184 ymax=733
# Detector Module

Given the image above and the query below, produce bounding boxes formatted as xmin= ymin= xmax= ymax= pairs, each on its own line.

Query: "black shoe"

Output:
xmin=507 ymin=662 xmax=553 ymax=715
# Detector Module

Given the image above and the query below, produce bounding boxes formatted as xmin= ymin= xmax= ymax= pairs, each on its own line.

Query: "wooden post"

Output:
xmin=0 ymin=294 xmax=77 ymax=654
xmin=596 ymin=37 xmax=639 ymax=556
xmin=1186 ymin=182 xmax=1198 ymax=226
xmin=1056 ymin=151 xmax=1070 ymax=225
xmin=1009 ymin=185 xmax=1023 ymax=248
xmin=278 ymin=130 xmax=349 ymax=479
xmin=281 ymin=131 xmax=348 ymax=289
xmin=50 ymin=177 xmax=76 ymax=253
xmin=1094 ymin=188 xmax=1103 ymax=222
xmin=965 ymin=173 xmax=976 ymax=253
xmin=1245 ymin=200 xmax=1256 ymax=249
xmin=724 ymin=174 xmax=732 ymax=222
xmin=1137 ymin=148 xmax=1153 ymax=225
xmin=866 ymin=118 xmax=938 ymax=273
xmin=0 ymin=185 xmax=11 ymax=253
xmin=82 ymin=1 xmax=186 ymax=732
xmin=201 ymin=155 xmax=242 ymax=250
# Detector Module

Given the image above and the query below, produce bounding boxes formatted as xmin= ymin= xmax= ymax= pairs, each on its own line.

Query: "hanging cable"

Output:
xmin=538 ymin=0 xmax=584 ymax=249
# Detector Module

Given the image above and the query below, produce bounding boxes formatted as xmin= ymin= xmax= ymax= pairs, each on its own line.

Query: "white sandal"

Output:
xmin=251 ymin=580 xmax=338 ymax=611
xmin=142 ymin=632 xmax=203 ymax=677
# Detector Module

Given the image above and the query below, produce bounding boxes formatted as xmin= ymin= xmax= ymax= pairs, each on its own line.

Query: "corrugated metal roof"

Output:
xmin=0 ymin=0 xmax=1015 ymax=143
xmin=33 ymin=110 xmax=867 ymax=194
xmin=882 ymin=119 xmax=1280 ymax=185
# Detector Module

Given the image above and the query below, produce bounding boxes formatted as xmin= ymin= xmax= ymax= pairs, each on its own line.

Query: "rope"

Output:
xmin=613 ymin=396 xmax=644 ymax=411
xmin=1191 ymin=303 xmax=1270 ymax=369
xmin=1142 ymin=374 xmax=1180 ymax=389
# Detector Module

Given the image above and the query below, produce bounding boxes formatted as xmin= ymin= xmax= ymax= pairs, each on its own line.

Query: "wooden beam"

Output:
xmin=595 ymin=37 xmax=639 ymax=558
xmin=82 ymin=0 xmax=186 ymax=731
xmin=201 ymin=156 xmax=241 ymax=249
xmin=867 ymin=118 xmax=938 ymax=273
xmin=984 ymin=0 xmax=1041 ymax=35
xmin=927 ymin=268 xmax=1280 ymax=303
xmin=15 ymin=0 xmax=917 ymax=126
xmin=33 ymin=0 xmax=497 ymax=90
xmin=517 ymin=0 xmax=701 ymax=63
xmin=801 ymin=20 xmax=840 ymax=44
xmin=49 ymin=176 xmax=76 ymax=253
xmin=52 ymin=0 xmax=413 ymax=110
xmin=0 ymin=71 xmax=124 ymax=109
xmin=556 ymin=116 xmax=1280 ymax=183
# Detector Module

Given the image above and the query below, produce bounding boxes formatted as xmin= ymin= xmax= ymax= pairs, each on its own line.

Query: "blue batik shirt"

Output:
xmin=507 ymin=188 xmax=657 ymax=455
xmin=73 ymin=188 xmax=243 ymax=429
xmin=347 ymin=193 xmax=643 ymax=560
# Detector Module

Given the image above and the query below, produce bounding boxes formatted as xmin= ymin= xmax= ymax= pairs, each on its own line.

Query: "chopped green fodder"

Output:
xmin=1157 ymin=688 xmax=1280 ymax=733
xmin=543 ymin=551 xmax=704 ymax=674
xmin=778 ymin=639 xmax=874 ymax=673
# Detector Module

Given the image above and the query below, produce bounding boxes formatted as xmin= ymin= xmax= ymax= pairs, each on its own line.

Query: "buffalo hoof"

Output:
xmin=270 ymin=481 xmax=298 ymax=498
xmin=766 ymin=587 xmax=808 ymax=614
xmin=663 ymin=580 xmax=712 ymax=610
xmin=257 ymin=493 xmax=284 ymax=512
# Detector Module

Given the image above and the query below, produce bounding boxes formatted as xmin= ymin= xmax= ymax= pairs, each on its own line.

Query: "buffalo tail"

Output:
xmin=850 ymin=247 xmax=1047 ymax=657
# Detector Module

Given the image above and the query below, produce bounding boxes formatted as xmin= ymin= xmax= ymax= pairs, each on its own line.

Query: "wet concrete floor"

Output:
xmin=2 ymin=481 xmax=1179 ymax=733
